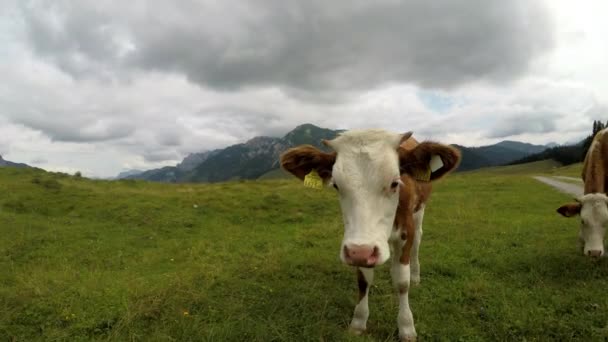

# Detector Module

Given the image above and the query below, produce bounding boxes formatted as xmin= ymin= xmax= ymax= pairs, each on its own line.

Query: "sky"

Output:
xmin=1 ymin=0 xmax=607 ymax=178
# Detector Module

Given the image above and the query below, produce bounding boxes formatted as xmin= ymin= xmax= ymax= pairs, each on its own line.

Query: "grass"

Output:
xmin=463 ymin=159 xmax=562 ymax=176
xmin=549 ymin=163 xmax=584 ymax=178
xmin=1 ymin=164 xmax=608 ymax=341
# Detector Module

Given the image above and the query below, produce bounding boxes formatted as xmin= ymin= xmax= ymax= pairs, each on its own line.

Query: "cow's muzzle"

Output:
xmin=587 ymin=249 xmax=603 ymax=258
xmin=343 ymin=244 xmax=379 ymax=267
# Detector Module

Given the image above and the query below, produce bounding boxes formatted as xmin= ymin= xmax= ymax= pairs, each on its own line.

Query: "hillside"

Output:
xmin=510 ymin=143 xmax=584 ymax=166
xmin=464 ymin=159 xmax=562 ymax=175
xmin=0 ymin=155 xmax=30 ymax=168
xmin=2 ymin=164 xmax=608 ymax=340
xmin=127 ymin=124 xmax=340 ymax=183
xmin=114 ymin=169 xmax=143 ymax=179
xmin=455 ymin=141 xmax=548 ymax=171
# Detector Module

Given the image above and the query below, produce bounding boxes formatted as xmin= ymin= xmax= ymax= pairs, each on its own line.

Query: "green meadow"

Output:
xmin=1 ymin=163 xmax=607 ymax=341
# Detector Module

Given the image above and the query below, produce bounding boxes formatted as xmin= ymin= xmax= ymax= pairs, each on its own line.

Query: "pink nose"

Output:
xmin=344 ymin=244 xmax=379 ymax=267
xmin=588 ymin=250 xmax=603 ymax=258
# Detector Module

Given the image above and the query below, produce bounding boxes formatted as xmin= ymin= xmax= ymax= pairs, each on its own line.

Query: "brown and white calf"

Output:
xmin=280 ymin=129 xmax=460 ymax=341
xmin=558 ymin=128 xmax=608 ymax=258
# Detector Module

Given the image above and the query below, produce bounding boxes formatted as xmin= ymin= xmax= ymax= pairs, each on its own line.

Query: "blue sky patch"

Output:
xmin=417 ymin=91 xmax=454 ymax=113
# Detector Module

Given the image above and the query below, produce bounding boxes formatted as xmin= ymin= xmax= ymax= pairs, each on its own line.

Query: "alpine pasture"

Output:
xmin=2 ymin=162 xmax=608 ymax=341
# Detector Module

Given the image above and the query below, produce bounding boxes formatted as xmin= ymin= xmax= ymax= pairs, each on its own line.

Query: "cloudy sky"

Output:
xmin=1 ymin=1 xmax=607 ymax=178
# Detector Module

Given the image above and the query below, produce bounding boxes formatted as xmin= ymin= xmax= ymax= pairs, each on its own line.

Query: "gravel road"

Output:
xmin=533 ymin=176 xmax=583 ymax=197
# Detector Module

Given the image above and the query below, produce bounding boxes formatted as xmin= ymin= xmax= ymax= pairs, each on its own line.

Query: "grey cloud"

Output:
xmin=157 ymin=132 xmax=182 ymax=147
xmin=143 ymin=149 xmax=180 ymax=163
xmin=21 ymin=2 xmax=128 ymax=79
xmin=194 ymin=106 xmax=284 ymax=138
xmin=11 ymin=114 xmax=135 ymax=143
xmin=584 ymin=103 xmax=608 ymax=120
xmin=20 ymin=0 xmax=554 ymax=93
xmin=488 ymin=113 xmax=559 ymax=138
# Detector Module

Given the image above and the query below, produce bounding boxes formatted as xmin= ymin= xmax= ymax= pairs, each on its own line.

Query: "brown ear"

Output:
xmin=557 ymin=203 xmax=582 ymax=217
xmin=280 ymin=145 xmax=336 ymax=181
xmin=399 ymin=142 xmax=461 ymax=181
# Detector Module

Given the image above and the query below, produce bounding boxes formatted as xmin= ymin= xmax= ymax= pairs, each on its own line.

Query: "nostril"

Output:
xmin=343 ymin=245 xmax=351 ymax=259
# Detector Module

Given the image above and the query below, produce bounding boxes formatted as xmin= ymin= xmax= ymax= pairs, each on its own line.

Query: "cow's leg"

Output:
xmin=392 ymin=237 xmax=416 ymax=341
xmin=410 ymin=207 xmax=425 ymax=285
xmin=349 ymin=267 xmax=374 ymax=335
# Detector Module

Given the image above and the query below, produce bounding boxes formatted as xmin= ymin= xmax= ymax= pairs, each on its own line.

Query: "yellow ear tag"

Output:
xmin=303 ymin=169 xmax=324 ymax=190
xmin=413 ymin=155 xmax=443 ymax=182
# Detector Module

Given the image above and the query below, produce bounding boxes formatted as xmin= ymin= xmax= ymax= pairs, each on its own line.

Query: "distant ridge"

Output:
xmin=0 ymin=155 xmax=30 ymax=168
xmin=126 ymin=124 xmax=341 ymax=183
xmin=453 ymin=140 xmax=549 ymax=171
xmin=123 ymin=124 xmax=551 ymax=183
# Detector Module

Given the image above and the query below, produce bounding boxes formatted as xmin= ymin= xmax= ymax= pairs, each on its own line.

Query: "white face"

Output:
xmin=327 ymin=130 xmax=404 ymax=267
xmin=579 ymin=194 xmax=608 ymax=257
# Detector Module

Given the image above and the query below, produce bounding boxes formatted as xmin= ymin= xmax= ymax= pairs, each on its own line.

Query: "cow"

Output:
xmin=558 ymin=128 xmax=608 ymax=258
xmin=280 ymin=129 xmax=461 ymax=341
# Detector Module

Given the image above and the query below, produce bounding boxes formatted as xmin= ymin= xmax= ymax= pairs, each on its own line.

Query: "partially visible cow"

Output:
xmin=280 ymin=129 xmax=460 ymax=341
xmin=558 ymin=128 xmax=608 ymax=258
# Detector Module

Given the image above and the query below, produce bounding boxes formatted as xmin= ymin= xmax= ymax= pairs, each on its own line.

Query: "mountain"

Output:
xmin=176 ymin=150 xmax=220 ymax=172
xmin=455 ymin=141 xmax=549 ymax=171
xmin=123 ymin=151 xmax=221 ymax=182
xmin=126 ymin=124 xmax=341 ymax=183
xmin=0 ymin=155 xmax=30 ymax=168
xmin=115 ymin=169 xmax=144 ymax=179
xmin=494 ymin=141 xmax=548 ymax=155
xmin=510 ymin=141 xmax=586 ymax=167
xmin=453 ymin=145 xmax=492 ymax=171
xmin=125 ymin=125 xmax=550 ymax=182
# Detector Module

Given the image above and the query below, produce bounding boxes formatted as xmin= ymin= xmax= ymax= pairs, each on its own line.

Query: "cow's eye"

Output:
xmin=333 ymin=183 xmax=339 ymax=191
xmin=390 ymin=181 xmax=399 ymax=189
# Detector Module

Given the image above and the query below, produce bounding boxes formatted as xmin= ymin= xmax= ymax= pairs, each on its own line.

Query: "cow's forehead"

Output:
xmin=330 ymin=129 xmax=402 ymax=152
xmin=331 ymin=130 xmax=401 ymax=187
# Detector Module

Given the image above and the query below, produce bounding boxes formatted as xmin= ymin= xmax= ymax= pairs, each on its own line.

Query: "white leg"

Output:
xmin=410 ymin=207 xmax=425 ymax=285
xmin=391 ymin=241 xmax=416 ymax=341
xmin=349 ymin=267 xmax=374 ymax=334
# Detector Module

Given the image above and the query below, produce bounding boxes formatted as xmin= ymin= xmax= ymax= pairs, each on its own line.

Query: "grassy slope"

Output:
xmin=1 ymin=165 xmax=608 ymax=341
xmin=549 ymin=162 xmax=584 ymax=178
xmin=464 ymin=159 xmax=562 ymax=175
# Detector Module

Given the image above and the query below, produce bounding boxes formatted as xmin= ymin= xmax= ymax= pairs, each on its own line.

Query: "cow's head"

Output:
xmin=558 ymin=193 xmax=608 ymax=258
xmin=280 ymin=129 xmax=460 ymax=267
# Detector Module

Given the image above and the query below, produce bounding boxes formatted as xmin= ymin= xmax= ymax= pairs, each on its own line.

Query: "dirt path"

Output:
xmin=533 ymin=176 xmax=583 ymax=197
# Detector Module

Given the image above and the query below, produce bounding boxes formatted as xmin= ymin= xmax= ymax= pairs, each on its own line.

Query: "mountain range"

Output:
xmin=455 ymin=140 xmax=549 ymax=171
xmin=0 ymin=155 xmax=30 ymax=168
xmin=120 ymin=124 xmax=553 ymax=183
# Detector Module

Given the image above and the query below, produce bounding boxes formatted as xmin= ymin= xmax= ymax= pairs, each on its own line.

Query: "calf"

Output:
xmin=280 ymin=129 xmax=460 ymax=341
xmin=558 ymin=128 xmax=608 ymax=258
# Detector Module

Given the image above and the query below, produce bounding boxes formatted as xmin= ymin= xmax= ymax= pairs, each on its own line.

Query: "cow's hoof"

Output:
xmin=400 ymin=335 xmax=416 ymax=342
xmin=411 ymin=276 xmax=421 ymax=286
xmin=348 ymin=326 xmax=366 ymax=336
